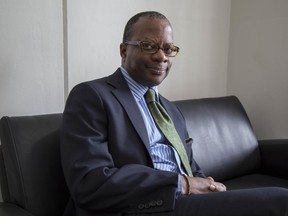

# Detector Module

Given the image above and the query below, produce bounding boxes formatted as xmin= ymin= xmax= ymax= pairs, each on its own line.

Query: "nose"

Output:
xmin=152 ymin=48 xmax=168 ymax=62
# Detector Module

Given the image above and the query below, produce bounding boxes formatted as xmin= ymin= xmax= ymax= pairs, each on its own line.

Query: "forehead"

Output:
xmin=130 ymin=17 xmax=173 ymax=41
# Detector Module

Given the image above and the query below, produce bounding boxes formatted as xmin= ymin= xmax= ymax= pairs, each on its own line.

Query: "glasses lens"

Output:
xmin=140 ymin=42 xmax=158 ymax=53
xmin=163 ymin=45 xmax=178 ymax=57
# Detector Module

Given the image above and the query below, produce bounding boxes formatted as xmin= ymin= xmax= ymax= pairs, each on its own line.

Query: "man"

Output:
xmin=61 ymin=11 xmax=288 ymax=216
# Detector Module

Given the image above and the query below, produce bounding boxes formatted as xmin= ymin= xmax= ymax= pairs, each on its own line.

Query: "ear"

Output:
xmin=120 ymin=43 xmax=127 ymax=59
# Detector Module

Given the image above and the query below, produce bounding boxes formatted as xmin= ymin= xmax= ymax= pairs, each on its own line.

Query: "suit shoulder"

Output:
xmin=71 ymin=69 xmax=123 ymax=92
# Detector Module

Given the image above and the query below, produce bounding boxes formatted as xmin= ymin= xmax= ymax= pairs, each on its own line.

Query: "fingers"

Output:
xmin=207 ymin=176 xmax=214 ymax=181
xmin=209 ymin=184 xmax=217 ymax=192
xmin=211 ymin=183 xmax=226 ymax=192
xmin=207 ymin=176 xmax=216 ymax=192
xmin=207 ymin=176 xmax=226 ymax=192
xmin=216 ymin=183 xmax=227 ymax=192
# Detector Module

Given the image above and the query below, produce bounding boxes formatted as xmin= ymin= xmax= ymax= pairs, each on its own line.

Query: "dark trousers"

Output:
xmin=130 ymin=187 xmax=288 ymax=216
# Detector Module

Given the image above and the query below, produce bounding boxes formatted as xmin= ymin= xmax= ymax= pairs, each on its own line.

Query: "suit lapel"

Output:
xmin=107 ymin=70 xmax=152 ymax=155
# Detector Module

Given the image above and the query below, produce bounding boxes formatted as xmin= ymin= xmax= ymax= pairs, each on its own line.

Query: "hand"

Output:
xmin=182 ymin=176 xmax=226 ymax=195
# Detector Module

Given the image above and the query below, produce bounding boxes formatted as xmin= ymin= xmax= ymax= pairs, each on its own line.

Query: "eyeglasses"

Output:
xmin=124 ymin=41 xmax=179 ymax=57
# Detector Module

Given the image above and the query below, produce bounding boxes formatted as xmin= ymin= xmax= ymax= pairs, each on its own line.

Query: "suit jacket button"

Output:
xmin=145 ymin=203 xmax=150 ymax=208
xmin=138 ymin=204 xmax=145 ymax=209
xmin=150 ymin=201 xmax=157 ymax=207
xmin=156 ymin=200 xmax=163 ymax=206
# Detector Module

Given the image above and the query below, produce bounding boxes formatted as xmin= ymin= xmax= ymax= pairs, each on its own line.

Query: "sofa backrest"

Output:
xmin=0 ymin=114 xmax=69 ymax=216
xmin=174 ymin=96 xmax=261 ymax=181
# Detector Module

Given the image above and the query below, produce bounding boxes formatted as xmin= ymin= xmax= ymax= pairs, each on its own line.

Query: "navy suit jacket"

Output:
xmin=60 ymin=68 xmax=205 ymax=216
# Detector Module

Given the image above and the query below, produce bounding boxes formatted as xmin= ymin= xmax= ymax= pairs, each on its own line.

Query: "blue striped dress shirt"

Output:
xmin=120 ymin=66 xmax=184 ymax=176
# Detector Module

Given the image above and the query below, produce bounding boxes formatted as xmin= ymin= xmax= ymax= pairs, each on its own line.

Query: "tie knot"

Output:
xmin=144 ymin=89 xmax=156 ymax=103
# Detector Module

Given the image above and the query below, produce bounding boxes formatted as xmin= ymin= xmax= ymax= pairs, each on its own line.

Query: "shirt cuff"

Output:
xmin=176 ymin=174 xmax=182 ymax=197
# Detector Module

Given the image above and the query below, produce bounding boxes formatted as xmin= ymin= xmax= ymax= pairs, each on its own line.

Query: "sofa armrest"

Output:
xmin=259 ymin=139 xmax=288 ymax=179
xmin=0 ymin=203 xmax=32 ymax=216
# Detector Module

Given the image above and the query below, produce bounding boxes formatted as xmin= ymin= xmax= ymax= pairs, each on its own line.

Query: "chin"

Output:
xmin=150 ymin=80 xmax=164 ymax=87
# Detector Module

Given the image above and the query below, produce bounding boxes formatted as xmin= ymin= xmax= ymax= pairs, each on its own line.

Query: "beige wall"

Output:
xmin=67 ymin=0 xmax=231 ymax=100
xmin=0 ymin=0 xmax=64 ymax=116
xmin=228 ymin=0 xmax=288 ymax=139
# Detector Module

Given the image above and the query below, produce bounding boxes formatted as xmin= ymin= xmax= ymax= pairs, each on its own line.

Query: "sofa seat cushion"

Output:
xmin=223 ymin=174 xmax=288 ymax=190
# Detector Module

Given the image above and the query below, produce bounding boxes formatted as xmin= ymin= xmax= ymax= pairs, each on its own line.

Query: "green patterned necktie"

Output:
xmin=144 ymin=89 xmax=193 ymax=176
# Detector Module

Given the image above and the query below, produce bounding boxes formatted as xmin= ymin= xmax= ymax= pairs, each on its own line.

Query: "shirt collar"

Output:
xmin=120 ymin=66 xmax=159 ymax=101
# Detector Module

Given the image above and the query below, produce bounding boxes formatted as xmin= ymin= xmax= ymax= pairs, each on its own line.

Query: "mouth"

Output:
xmin=149 ymin=67 xmax=167 ymax=75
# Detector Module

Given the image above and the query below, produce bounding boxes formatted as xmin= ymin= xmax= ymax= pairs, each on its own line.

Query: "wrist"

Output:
xmin=182 ymin=175 xmax=190 ymax=195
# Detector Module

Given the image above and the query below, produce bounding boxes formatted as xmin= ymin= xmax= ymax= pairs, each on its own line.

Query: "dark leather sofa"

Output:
xmin=0 ymin=96 xmax=288 ymax=216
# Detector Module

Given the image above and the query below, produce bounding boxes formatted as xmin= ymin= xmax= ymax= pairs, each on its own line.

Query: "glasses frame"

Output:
xmin=124 ymin=41 xmax=179 ymax=57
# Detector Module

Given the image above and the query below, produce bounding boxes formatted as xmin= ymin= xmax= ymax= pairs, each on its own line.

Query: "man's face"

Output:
xmin=120 ymin=17 xmax=174 ymax=87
